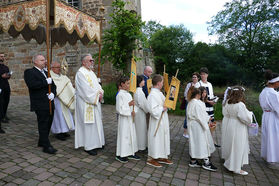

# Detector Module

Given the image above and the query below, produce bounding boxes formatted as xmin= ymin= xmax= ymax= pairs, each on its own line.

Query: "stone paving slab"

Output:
xmin=0 ymin=96 xmax=279 ymax=185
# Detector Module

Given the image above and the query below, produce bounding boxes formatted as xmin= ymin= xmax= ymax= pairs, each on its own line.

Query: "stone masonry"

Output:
xmin=0 ymin=0 xmax=154 ymax=95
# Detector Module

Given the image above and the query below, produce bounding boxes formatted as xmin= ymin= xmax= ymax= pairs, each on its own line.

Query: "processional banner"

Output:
xmin=164 ymin=76 xmax=180 ymax=110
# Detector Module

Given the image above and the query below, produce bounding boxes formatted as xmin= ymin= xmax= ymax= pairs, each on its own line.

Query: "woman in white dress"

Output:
xmin=222 ymin=87 xmax=252 ymax=175
xmin=134 ymin=75 xmax=149 ymax=151
xmin=187 ymin=88 xmax=217 ymax=171
xmin=259 ymin=70 xmax=279 ymax=165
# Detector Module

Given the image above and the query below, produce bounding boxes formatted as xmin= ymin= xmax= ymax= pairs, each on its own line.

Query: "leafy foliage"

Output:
xmin=208 ymin=0 xmax=279 ymax=84
xmin=101 ymin=0 xmax=145 ymax=72
xmin=149 ymin=24 xmax=194 ymax=80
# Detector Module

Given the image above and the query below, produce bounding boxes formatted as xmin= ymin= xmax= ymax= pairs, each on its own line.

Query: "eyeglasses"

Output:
xmin=89 ymin=60 xmax=94 ymax=62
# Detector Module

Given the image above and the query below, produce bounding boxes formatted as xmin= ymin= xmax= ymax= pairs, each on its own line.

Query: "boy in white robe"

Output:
xmin=222 ymin=86 xmax=252 ymax=175
xmin=187 ymin=87 xmax=217 ymax=171
xmin=115 ymin=76 xmax=140 ymax=163
xmin=147 ymin=74 xmax=173 ymax=168
xmin=134 ymin=75 xmax=149 ymax=151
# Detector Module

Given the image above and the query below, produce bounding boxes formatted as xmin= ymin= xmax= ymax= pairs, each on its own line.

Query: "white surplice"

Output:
xmin=116 ymin=89 xmax=138 ymax=157
xmin=134 ymin=87 xmax=149 ymax=150
xmin=51 ymin=98 xmax=75 ymax=134
xmin=259 ymin=87 xmax=279 ymax=163
xmin=50 ymin=71 xmax=75 ymax=133
xmin=222 ymin=102 xmax=252 ymax=172
xmin=187 ymin=98 xmax=215 ymax=159
xmin=75 ymin=66 xmax=105 ymax=151
xmin=147 ymin=88 xmax=170 ymax=159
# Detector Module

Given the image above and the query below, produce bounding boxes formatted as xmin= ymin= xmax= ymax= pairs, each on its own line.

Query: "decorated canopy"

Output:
xmin=0 ymin=0 xmax=101 ymax=46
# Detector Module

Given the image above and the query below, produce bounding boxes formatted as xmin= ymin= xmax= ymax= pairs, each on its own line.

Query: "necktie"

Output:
xmin=41 ymin=69 xmax=47 ymax=78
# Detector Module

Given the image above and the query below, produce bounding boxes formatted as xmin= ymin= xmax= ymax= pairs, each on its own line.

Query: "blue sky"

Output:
xmin=141 ymin=0 xmax=231 ymax=43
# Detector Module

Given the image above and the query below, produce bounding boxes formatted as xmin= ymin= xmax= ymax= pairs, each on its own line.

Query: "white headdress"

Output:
xmin=268 ymin=76 xmax=279 ymax=83
xmin=222 ymin=87 xmax=231 ymax=105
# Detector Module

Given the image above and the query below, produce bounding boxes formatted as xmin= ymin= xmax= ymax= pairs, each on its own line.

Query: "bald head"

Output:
xmin=51 ymin=61 xmax=61 ymax=75
xmin=143 ymin=66 xmax=153 ymax=78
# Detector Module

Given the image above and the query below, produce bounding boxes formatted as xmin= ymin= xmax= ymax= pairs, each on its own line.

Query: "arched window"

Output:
xmin=65 ymin=0 xmax=80 ymax=8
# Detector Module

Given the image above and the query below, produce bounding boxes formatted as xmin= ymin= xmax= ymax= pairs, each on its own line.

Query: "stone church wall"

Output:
xmin=0 ymin=0 xmax=154 ymax=95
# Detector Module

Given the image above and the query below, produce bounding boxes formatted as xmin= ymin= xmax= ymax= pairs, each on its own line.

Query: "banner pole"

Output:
xmin=46 ymin=0 xmax=52 ymax=115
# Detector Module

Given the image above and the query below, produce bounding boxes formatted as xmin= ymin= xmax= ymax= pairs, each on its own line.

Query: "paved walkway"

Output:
xmin=0 ymin=96 xmax=279 ymax=186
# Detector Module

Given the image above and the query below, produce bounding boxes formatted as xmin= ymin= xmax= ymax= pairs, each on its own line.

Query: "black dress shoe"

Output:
xmin=84 ymin=149 xmax=97 ymax=156
xmin=214 ymin=144 xmax=221 ymax=148
xmin=1 ymin=119 xmax=8 ymax=123
xmin=55 ymin=134 xmax=66 ymax=141
xmin=43 ymin=146 xmax=57 ymax=154
xmin=63 ymin=133 xmax=70 ymax=138
xmin=0 ymin=128 xmax=5 ymax=134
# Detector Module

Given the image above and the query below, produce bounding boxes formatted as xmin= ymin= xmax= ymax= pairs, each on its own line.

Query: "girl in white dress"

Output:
xmin=259 ymin=70 xmax=279 ymax=165
xmin=134 ymin=75 xmax=149 ymax=151
xmin=183 ymin=72 xmax=200 ymax=138
xmin=222 ymin=86 xmax=252 ymax=175
xmin=187 ymin=88 xmax=217 ymax=171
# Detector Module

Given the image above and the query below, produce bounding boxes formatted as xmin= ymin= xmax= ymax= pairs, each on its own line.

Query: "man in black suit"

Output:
xmin=0 ymin=88 xmax=4 ymax=133
xmin=142 ymin=66 xmax=153 ymax=98
xmin=24 ymin=54 xmax=57 ymax=154
xmin=0 ymin=53 xmax=11 ymax=123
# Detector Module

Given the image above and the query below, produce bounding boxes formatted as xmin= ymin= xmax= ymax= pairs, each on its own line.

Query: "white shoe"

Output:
xmin=234 ymin=170 xmax=248 ymax=175
xmin=183 ymin=134 xmax=189 ymax=138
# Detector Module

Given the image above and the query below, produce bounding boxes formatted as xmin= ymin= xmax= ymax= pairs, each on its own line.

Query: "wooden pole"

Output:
xmin=175 ymin=69 xmax=179 ymax=78
xmin=97 ymin=19 xmax=103 ymax=78
xmin=164 ymin=65 xmax=165 ymax=74
xmin=154 ymin=111 xmax=164 ymax=137
xmin=46 ymin=0 xmax=52 ymax=115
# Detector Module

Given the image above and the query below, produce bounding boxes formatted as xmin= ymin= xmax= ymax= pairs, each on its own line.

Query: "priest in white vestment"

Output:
xmin=259 ymin=70 xmax=279 ymax=165
xmin=134 ymin=75 xmax=149 ymax=151
xmin=115 ymin=76 xmax=139 ymax=163
xmin=75 ymin=54 xmax=105 ymax=156
xmin=50 ymin=61 xmax=75 ymax=140
xmin=222 ymin=87 xmax=252 ymax=175
xmin=147 ymin=75 xmax=172 ymax=168
xmin=187 ymin=88 xmax=217 ymax=171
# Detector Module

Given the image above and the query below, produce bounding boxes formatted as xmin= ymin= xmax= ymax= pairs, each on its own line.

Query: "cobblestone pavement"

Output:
xmin=1 ymin=96 xmax=279 ymax=186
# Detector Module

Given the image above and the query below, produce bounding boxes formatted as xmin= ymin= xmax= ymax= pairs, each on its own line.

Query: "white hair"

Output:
xmin=32 ymin=54 xmax=44 ymax=63
xmin=81 ymin=54 xmax=92 ymax=62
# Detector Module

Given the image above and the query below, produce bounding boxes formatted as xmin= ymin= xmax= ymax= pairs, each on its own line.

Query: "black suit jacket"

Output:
xmin=24 ymin=67 xmax=57 ymax=111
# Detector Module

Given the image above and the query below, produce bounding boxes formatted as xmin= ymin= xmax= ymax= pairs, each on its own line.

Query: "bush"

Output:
xmin=103 ymin=83 xmax=118 ymax=105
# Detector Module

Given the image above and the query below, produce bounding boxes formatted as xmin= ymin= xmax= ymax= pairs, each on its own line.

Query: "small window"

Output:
xmin=65 ymin=0 xmax=80 ymax=8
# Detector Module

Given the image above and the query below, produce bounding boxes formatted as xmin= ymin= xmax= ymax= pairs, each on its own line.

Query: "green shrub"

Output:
xmin=103 ymin=83 xmax=118 ymax=105
xmin=168 ymin=101 xmax=186 ymax=116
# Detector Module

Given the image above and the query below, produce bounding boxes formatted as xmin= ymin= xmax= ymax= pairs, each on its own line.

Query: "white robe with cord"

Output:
xmin=222 ymin=102 xmax=252 ymax=172
xmin=51 ymin=98 xmax=75 ymax=134
xmin=50 ymin=71 xmax=75 ymax=134
xmin=134 ymin=87 xmax=149 ymax=150
xmin=116 ymin=89 xmax=138 ymax=157
xmin=75 ymin=66 xmax=105 ymax=151
xmin=259 ymin=87 xmax=279 ymax=163
xmin=147 ymin=88 xmax=170 ymax=159
xmin=187 ymin=98 xmax=215 ymax=159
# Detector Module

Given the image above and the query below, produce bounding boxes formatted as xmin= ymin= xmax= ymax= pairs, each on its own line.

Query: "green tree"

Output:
xmin=208 ymin=0 xmax=279 ymax=82
xmin=149 ymin=24 xmax=194 ymax=80
xmin=101 ymin=0 xmax=145 ymax=72
xmin=142 ymin=20 xmax=165 ymax=47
